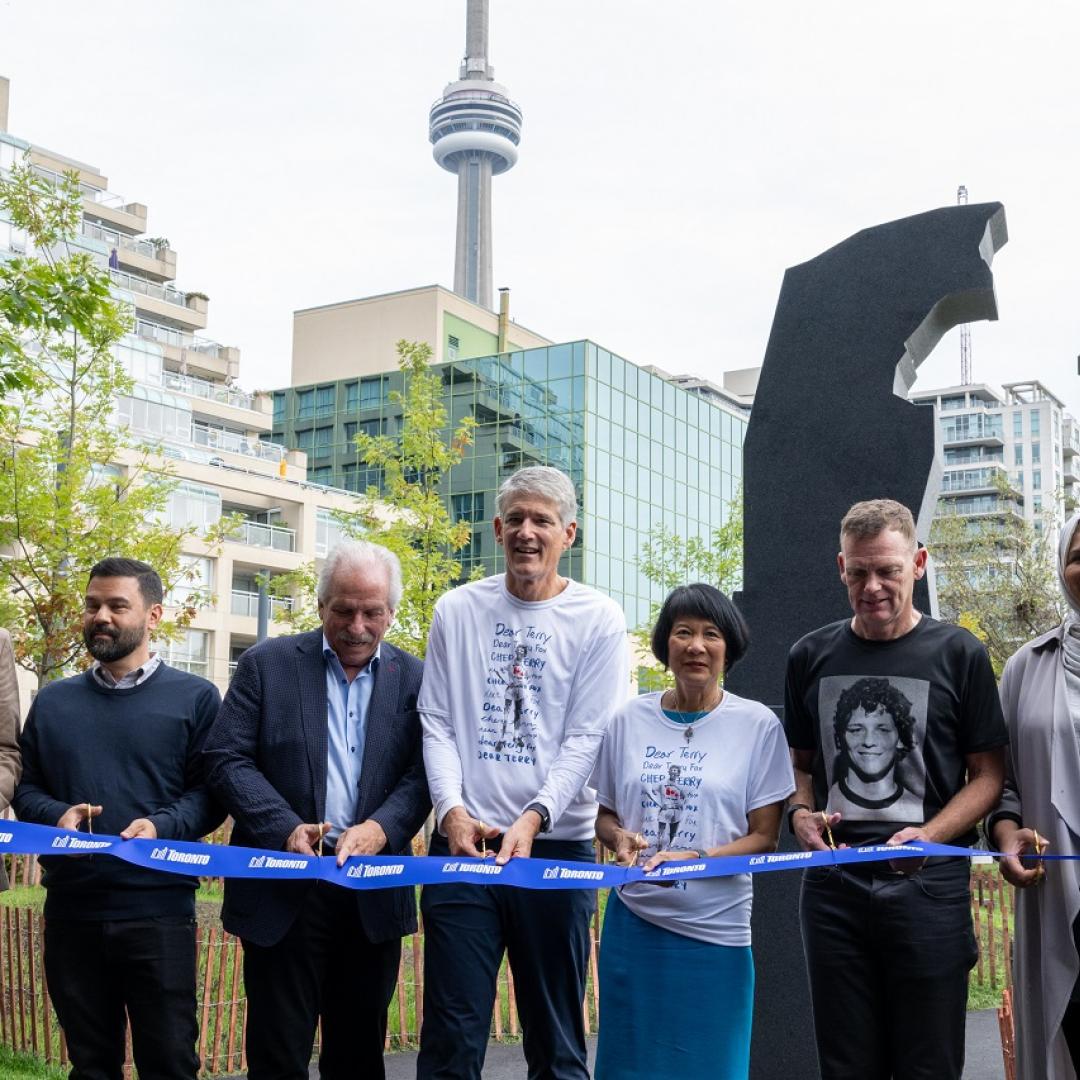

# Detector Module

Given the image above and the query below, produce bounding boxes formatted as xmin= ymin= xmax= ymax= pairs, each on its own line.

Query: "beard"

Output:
xmin=84 ymin=623 xmax=144 ymax=663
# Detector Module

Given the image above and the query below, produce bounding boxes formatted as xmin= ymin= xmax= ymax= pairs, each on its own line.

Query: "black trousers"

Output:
xmin=799 ymin=859 xmax=978 ymax=1080
xmin=416 ymin=835 xmax=596 ymax=1080
xmin=1064 ymin=911 xmax=1080 ymax=1069
xmin=242 ymin=881 xmax=400 ymax=1080
xmin=44 ymin=915 xmax=199 ymax=1080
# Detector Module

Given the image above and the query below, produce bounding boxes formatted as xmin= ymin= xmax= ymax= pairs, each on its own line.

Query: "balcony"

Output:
xmin=110 ymin=267 xmax=189 ymax=308
xmin=230 ymin=590 xmax=293 ymax=618
xmin=191 ymin=422 xmax=285 ymax=464
xmin=110 ymin=268 xmax=207 ymax=330
xmin=82 ymin=220 xmax=176 ymax=281
xmin=163 ymin=370 xmax=254 ymax=412
xmin=939 ymin=467 xmax=1011 ymax=496
xmin=940 ymin=422 xmax=1005 ymax=449
xmin=1064 ymin=419 xmax=1080 ymax=458
xmin=134 ymin=319 xmax=240 ymax=382
xmin=937 ymin=497 xmax=1024 ymax=519
xmin=228 ymin=520 xmax=296 ymax=552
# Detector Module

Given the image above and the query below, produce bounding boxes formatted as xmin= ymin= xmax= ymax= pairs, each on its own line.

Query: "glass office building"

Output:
xmin=273 ymin=341 xmax=746 ymax=628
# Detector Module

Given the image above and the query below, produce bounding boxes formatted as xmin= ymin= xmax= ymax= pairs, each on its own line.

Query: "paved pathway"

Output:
xmin=231 ymin=1007 xmax=1006 ymax=1078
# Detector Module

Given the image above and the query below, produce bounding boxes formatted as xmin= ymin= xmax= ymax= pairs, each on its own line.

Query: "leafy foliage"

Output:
xmin=633 ymin=490 xmax=744 ymax=691
xmin=274 ymin=340 xmax=478 ymax=657
xmin=0 ymin=157 xmax=209 ymax=686
xmin=931 ymin=480 xmax=1063 ymax=675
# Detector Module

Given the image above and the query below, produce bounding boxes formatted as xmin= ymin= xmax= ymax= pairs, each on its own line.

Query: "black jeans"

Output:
xmin=1063 ymin=912 xmax=1080 ymax=1069
xmin=242 ymin=881 xmax=400 ymax=1080
xmin=799 ymin=859 xmax=978 ymax=1080
xmin=44 ymin=915 xmax=199 ymax=1080
xmin=416 ymin=835 xmax=596 ymax=1080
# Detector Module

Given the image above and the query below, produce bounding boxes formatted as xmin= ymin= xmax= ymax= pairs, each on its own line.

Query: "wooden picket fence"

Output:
xmin=970 ymin=862 xmax=1017 ymax=1080
xmin=0 ymin=850 xmax=602 ymax=1077
xmin=0 ymin=854 xmax=1013 ymax=1077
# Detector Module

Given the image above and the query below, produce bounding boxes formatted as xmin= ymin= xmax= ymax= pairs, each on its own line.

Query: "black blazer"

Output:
xmin=203 ymin=630 xmax=429 ymax=947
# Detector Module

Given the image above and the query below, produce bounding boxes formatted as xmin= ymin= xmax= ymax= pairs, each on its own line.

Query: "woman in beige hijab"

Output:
xmin=990 ymin=510 xmax=1080 ymax=1079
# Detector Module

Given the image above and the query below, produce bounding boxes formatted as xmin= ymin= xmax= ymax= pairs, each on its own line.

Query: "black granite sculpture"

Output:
xmin=725 ymin=202 xmax=1008 ymax=1080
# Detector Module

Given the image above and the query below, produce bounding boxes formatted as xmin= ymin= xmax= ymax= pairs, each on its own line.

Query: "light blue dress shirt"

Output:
xmin=323 ymin=636 xmax=380 ymax=843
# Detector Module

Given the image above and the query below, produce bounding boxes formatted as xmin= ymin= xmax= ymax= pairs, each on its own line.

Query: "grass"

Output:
xmin=0 ymin=885 xmax=44 ymax=911
xmin=0 ymin=1046 xmax=67 ymax=1079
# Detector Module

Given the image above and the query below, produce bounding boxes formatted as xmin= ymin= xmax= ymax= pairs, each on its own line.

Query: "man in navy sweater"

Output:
xmin=14 ymin=557 xmax=223 ymax=1080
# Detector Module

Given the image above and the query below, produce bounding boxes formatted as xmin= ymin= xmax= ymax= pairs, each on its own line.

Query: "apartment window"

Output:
xmin=1013 ymin=445 xmax=1022 ymax=466
xmin=448 ymin=334 xmax=460 ymax=361
xmin=313 ymin=426 xmax=333 ymax=458
xmin=296 ymin=389 xmax=314 ymax=419
xmin=343 ymin=463 xmax=382 ymax=493
xmin=316 ymin=385 xmax=336 ymax=417
xmin=1032 ymin=442 xmax=1041 ymax=465
xmin=165 ymin=555 xmax=213 ymax=608
xmin=344 ymin=418 xmax=381 ymax=443
xmin=160 ymin=630 xmax=209 ymax=676
xmin=1033 ymin=495 xmax=1043 ymax=513
xmin=315 ymin=508 xmax=347 ymax=558
xmin=164 ymin=483 xmax=221 ymax=532
xmin=459 ymin=528 xmax=483 ymax=560
xmin=1033 ymin=469 xmax=1042 ymax=491
xmin=452 ymin=492 xmax=485 ymax=523
xmin=1031 ymin=411 xmax=1041 ymax=436
xmin=359 ymin=378 xmax=384 ymax=410
xmin=116 ymin=385 xmax=193 ymax=443
xmin=940 ymin=395 xmax=966 ymax=411
xmin=310 ymin=466 xmax=332 ymax=485
xmin=273 ymin=392 xmax=286 ymax=424
xmin=294 ymin=429 xmax=314 ymax=453
xmin=116 ymin=342 xmax=163 ymax=387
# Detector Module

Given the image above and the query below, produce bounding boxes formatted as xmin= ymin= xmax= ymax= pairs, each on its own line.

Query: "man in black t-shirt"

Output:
xmin=784 ymin=499 xmax=1007 ymax=1080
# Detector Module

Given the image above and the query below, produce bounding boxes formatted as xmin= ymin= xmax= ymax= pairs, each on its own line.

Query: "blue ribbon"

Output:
xmin=0 ymin=819 xmax=1058 ymax=892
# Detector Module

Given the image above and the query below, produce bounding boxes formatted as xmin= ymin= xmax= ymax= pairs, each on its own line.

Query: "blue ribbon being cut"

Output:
xmin=0 ymin=819 xmax=1056 ymax=891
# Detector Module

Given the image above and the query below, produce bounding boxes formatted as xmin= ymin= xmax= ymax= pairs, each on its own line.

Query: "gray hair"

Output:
xmin=318 ymin=540 xmax=403 ymax=609
xmin=496 ymin=466 xmax=577 ymax=527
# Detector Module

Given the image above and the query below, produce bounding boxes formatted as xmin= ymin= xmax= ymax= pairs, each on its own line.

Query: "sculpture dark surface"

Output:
xmin=725 ymin=202 xmax=1008 ymax=1079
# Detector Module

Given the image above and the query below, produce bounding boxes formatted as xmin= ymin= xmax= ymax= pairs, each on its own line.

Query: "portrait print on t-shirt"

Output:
xmin=638 ymin=743 xmax=702 ymax=857
xmin=818 ymin=675 xmax=928 ymax=823
xmin=479 ymin=622 xmax=549 ymax=763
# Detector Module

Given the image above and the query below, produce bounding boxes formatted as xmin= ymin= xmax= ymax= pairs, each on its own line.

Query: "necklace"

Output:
xmin=665 ymin=688 xmax=722 ymax=744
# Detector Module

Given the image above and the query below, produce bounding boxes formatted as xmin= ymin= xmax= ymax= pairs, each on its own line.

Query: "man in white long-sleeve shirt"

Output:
xmin=417 ymin=465 xmax=629 ymax=1080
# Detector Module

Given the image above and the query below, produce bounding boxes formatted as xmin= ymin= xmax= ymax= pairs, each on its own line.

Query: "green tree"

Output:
xmin=274 ymin=339 xmax=477 ymax=657
xmin=0 ymin=158 xmax=207 ymax=687
xmin=634 ymin=491 xmax=744 ymax=691
xmin=931 ymin=480 xmax=1062 ymax=674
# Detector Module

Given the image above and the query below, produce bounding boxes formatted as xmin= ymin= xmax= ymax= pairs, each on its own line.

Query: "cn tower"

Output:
xmin=429 ymin=0 xmax=522 ymax=311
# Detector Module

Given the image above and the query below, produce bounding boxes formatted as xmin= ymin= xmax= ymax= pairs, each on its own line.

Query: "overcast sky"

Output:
xmin=2 ymin=1 xmax=1078 ymax=417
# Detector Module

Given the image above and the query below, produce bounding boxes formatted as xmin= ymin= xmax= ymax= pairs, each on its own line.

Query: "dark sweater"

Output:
xmin=13 ymin=664 xmax=225 ymax=920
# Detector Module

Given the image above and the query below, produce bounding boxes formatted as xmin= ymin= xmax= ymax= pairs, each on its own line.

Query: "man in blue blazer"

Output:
xmin=204 ymin=540 xmax=429 ymax=1080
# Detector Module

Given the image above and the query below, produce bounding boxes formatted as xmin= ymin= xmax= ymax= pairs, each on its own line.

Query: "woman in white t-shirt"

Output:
xmin=592 ymin=583 xmax=795 ymax=1080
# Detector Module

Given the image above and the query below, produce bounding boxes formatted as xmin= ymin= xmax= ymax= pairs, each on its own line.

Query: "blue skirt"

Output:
xmin=594 ymin=890 xmax=754 ymax=1080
